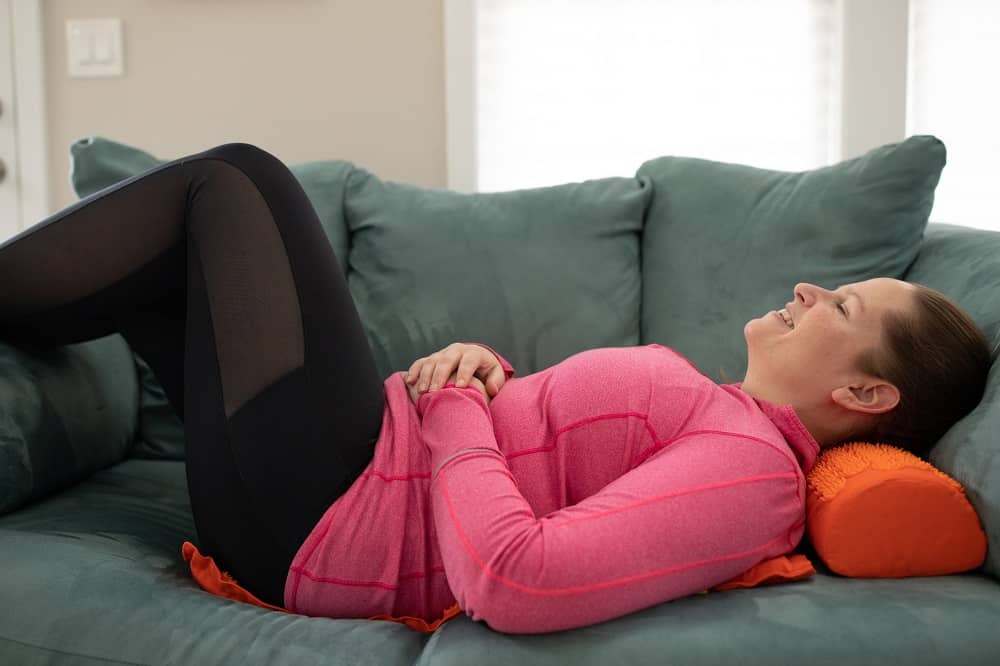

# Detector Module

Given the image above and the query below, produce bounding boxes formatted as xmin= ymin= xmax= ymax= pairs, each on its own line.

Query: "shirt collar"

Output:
xmin=753 ymin=397 xmax=821 ymax=474
xmin=726 ymin=383 xmax=821 ymax=474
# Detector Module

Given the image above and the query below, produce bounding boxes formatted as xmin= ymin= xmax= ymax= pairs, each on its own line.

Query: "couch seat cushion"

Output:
xmin=419 ymin=568 xmax=1000 ymax=665
xmin=0 ymin=459 xmax=429 ymax=665
xmin=2 ymin=458 xmax=999 ymax=665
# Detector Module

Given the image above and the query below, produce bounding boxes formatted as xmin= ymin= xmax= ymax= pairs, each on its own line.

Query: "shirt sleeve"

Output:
xmin=417 ymin=387 xmax=804 ymax=634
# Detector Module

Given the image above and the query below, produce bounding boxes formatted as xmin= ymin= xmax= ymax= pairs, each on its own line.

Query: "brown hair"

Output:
xmin=853 ymin=284 xmax=993 ymax=459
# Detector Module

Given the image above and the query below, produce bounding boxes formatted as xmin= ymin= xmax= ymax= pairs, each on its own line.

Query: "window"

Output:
xmin=465 ymin=0 xmax=840 ymax=192
xmin=448 ymin=0 xmax=999 ymax=231
xmin=908 ymin=0 xmax=1000 ymax=231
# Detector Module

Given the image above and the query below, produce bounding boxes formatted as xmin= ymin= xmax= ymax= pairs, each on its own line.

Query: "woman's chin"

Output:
xmin=744 ymin=315 xmax=773 ymax=340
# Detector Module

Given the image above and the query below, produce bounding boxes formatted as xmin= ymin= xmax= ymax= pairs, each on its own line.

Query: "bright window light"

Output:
xmin=908 ymin=0 xmax=1000 ymax=231
xmin=475 ymin=0 xmax=841 ymax=192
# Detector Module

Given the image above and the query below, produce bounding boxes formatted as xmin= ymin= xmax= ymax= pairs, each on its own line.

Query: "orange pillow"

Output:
xmin=805 ymin=441 xmax=987 ymax=578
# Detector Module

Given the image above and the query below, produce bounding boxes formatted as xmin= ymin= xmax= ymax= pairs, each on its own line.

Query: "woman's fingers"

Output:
xmin=405 ymin=360 xmax=422 ymax=384
xmin=406 ymin=343 xmax=502 ymax=395
xmin=428 ymin=348 xmax=463 ymax=390
xmin=455 ymin=353 xmax=481 ymax=388
xmin=482 ymin=365 xmax=506 ymax=396
xmin=417 ymin=358 xmax=439 ymax=391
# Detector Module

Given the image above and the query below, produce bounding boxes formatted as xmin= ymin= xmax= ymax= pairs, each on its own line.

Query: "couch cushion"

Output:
xmin=636 ymin=135 xmax=945 ymax=382
xmin=418 ymin=570 xmax=1000 ymax=665
xmin=68 ymin=137 xmax=356 ymax=460
xmin=0 ymin=459 xmax=431 ymax=665
xmin=0 ymin=336 xmax=138 ymax=514
xmin=902 ymin=223 xmax=1000 ymax=581
xmin=3 ymin=459 xmax=998 ymax=665
xmin=343 ymin=169 xmax=650 ymax=378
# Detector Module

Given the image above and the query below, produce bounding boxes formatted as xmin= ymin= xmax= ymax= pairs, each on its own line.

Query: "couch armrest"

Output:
xmin=0 ymin=335 xmax=140 ymax=514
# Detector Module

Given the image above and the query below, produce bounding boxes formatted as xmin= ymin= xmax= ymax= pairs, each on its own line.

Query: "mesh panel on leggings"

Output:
xmin=0 ymin=159 xmax=305 ymax=420
xmin=186 ymin=161 xmax=304 ymax=419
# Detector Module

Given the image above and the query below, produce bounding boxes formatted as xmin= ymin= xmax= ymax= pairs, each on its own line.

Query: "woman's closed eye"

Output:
xmin=837 ymin=301 xmax=848 ymax=316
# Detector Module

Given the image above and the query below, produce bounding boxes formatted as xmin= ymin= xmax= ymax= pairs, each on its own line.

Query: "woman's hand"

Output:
xmin=405 ymin=342 xmax=507 ymax=397
xmin=408 ymin=372 xmax=490 ymax=406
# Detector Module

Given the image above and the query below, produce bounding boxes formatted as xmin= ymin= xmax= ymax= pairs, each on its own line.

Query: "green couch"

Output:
xmin=1 ymin=136 xmax=998 ymax=664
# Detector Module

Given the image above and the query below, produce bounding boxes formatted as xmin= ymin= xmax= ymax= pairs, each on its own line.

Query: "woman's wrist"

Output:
xmin=416 ymin=381 xmax=488 ymax=418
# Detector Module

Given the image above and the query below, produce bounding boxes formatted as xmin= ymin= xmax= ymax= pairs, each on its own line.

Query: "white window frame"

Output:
xmin=445 ymin=0 xmax=910 ymax=192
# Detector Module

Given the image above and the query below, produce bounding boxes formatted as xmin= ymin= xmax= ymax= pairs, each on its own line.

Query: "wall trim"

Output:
xmin=11 ymin=0 xmax=49 ymax=227
xmin=444 ymin=0 xmax=476 ymax=192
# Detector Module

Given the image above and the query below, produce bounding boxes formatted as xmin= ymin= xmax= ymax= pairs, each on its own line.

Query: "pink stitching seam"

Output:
xmin=439 ymin=472 xmax=794 ymax=596
xmin=360 ymin=470 xmax=431 ymax=482
xmin=505 ymin=412 xmax=658 ymax=460
xmin=288 ymin=565 xmax=448 ymax=591
xmin=545 ymin=472 xmax=799 ymax=528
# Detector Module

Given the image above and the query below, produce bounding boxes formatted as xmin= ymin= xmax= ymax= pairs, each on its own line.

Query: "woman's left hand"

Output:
xmin=408 ymin=372 xmax=491 ymax=406
xmin=405 ymin=342 xmax=507 ymax=397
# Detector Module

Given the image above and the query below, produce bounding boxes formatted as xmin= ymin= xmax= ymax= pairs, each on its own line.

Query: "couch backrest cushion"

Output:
xmin=0 ymin=336 xmax=139 ymax=514
xmin=902 ymin=223 xmax=1000 ymax=580
xmin=343 ymin=169 xmax=650 ymax=378
xmin=636 ymin=135 xmax=946 ymax=382
xmin=69 ymin=137 xmax=355 ymax=460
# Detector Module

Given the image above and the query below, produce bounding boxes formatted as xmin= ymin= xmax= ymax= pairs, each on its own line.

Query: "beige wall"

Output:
xmin=44 ymin=0 xmax=446 ymax=211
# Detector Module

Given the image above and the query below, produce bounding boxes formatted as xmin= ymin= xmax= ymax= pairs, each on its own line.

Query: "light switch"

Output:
xmin=66 ymin=18 xmax=124 ymax=78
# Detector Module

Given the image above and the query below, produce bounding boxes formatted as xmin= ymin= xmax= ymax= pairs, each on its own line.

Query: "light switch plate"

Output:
xmin=66 ymin=18 xmax=124 ymax=78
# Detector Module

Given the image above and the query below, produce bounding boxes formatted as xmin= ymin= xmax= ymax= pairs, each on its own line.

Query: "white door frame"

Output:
xmin=7 ymin=0 xmax=49 ymax=232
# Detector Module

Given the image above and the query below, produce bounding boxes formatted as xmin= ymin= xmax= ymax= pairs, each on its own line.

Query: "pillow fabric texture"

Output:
xmin=342 ymin=167 xmax=650 ymax=379
xmin=636 ymin=135 xmax=946 ymax=382
xmin=806 ymin=442 xmax=987 ymax=578
xmin=0 ymin=336 xmax=138 ymax=514
xmin=902 ymin=223 xmax=1000 ymax=580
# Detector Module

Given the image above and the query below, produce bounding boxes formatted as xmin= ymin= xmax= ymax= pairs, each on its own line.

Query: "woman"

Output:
xmin=0 ymin=143 xmax=990 ymax=634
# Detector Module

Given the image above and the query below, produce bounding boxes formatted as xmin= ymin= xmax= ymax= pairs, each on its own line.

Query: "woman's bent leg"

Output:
xmin=0 ymin=143 xmax=385 ymax=606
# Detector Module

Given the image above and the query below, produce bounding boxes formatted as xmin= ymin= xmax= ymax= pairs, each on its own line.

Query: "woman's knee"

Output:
xmin=192 ymin=142 xmax=301 ymax=207
xmin=198 ymin=142 xmax=281 ymax=171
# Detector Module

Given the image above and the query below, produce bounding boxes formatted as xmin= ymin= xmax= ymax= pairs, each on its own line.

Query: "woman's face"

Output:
xmin=743 ymin=277 xmax=917 ymax=410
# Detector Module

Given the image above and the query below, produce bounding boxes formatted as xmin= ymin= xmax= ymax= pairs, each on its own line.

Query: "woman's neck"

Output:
xmin=740 ymin=380 xmax=841 ymax=450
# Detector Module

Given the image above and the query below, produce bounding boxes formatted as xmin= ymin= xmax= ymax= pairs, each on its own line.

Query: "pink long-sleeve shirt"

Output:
xmin=284 ymin=343 xmax=820 ymax=634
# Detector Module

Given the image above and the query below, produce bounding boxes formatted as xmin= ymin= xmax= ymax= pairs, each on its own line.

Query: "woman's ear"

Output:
xmin=831 ymin=381 xmax=900 ymax=415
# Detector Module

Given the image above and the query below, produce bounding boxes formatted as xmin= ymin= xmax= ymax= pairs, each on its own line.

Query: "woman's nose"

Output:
xmin=793 ymin=282 xmax=828 ymax=307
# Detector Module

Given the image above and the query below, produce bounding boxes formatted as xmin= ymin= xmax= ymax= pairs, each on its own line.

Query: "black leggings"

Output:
xmin=0 ymin=143 xmax=385 ymax=607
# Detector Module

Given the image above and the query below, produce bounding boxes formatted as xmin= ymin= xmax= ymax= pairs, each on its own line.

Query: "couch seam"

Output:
xmin=0 ymin=633 xmax=149 ymax=666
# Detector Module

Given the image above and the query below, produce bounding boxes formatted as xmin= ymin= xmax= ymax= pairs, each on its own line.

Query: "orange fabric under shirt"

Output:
xmin=182 ymin=541 xmax=814 ymax=633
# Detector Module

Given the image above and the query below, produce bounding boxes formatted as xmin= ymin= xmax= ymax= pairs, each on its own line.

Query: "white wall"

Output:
xmin=43 ymin=0 xmax=446 ymax=211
